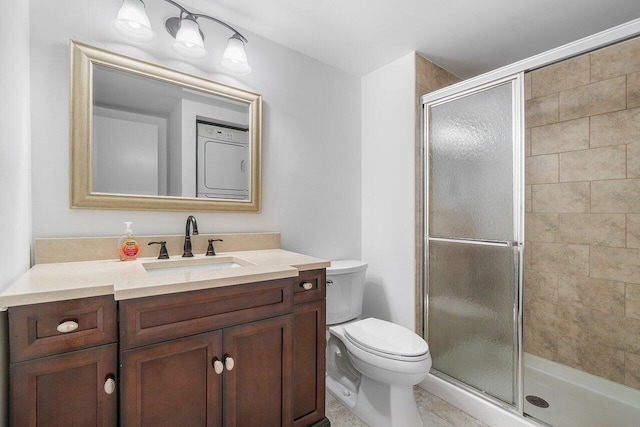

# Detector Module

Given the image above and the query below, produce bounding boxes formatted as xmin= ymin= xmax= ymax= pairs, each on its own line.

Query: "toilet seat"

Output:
xmin=343 ymin=318 xmax=429 ymax=362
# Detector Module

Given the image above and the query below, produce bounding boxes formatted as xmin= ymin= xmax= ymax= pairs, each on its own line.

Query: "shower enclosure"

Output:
xmin=421 ymin=75 xmax=524 ymax=411
xmin=420 ymin=31 xmax=640 ymax=427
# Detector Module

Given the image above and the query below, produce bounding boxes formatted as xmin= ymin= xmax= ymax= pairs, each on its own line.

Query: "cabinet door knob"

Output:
xmin=213 ymin=359 xmax=224 ymax=375
xmin=225 ymin=357 xmax=235 ymax=371
xmin=302 ymin=282 xmax=313 ymax=291
xmin=104 ymin=377 xmax=116 ymax=395
xmin=56 ymin=320 xmax=79 ymax=333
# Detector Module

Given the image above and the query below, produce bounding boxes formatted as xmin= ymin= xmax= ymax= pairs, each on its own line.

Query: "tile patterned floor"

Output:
xmin=325 ymin=386 xmax=488 ymax=427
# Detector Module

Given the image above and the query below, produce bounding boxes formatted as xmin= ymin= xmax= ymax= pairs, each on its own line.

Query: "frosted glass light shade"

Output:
xmin=220 ymin=35 xmax=252 ymax=75
xmin=112 ymin=0 xmax=153 ymax=42
xmin=173 ymin=18 xmax=206 ymax=59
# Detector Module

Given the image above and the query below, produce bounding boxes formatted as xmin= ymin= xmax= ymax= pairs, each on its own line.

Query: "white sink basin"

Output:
xmin=143 ymin=257 xmax=251 ymax=277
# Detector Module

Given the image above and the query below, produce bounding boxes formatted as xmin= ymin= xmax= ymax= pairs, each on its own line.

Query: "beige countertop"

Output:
xmin=0 ymin=249 xmax=330 ymax=308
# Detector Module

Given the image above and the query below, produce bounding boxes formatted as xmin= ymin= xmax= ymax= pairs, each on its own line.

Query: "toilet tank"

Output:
xmin=326 ymin=260 xmax=368 ymax=325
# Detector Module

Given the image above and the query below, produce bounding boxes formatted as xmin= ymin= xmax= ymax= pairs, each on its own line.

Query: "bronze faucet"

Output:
xmin=182 ymin=215 xmax=199 ymax=257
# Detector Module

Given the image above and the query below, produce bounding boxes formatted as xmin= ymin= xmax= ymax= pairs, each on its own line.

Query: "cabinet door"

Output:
xmin=223 ymin=314 xmax=293 ymax=427
xmin=293 ymin=299 xmax=326 ymax=426
xmin=10 ymin=343 xmax=117 ymax=426
xmin=120 ymin=331 xmax=222 ymax=427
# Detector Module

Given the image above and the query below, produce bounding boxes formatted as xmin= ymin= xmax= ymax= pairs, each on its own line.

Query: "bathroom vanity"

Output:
xmin=1 ymin=234 xmax=330 ymax=427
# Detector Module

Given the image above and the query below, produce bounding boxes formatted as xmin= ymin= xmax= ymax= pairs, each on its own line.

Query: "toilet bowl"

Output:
xmin=325 ymin=261 xmax=431 ymax=427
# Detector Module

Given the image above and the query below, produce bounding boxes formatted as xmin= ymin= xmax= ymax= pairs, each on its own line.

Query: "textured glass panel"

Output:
xmin=429 ymin=82 xmax=514 ymax=241
xmin=428 ymin=240 xmax=516 ymax=405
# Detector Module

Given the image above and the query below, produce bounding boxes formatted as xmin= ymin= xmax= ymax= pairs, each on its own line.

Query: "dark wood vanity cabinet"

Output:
xmin=7 ymin=295 xmax=118 ymax=426
xmin=6 ymin=270 xmax=329 ymax=427
xmin=118 ymin=277 xmax=294 ymax=425
xmin=120 ymin=316 xmax=293 ymax=427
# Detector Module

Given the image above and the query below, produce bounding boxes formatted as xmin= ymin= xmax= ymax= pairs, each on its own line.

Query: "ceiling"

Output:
xmin=179 ymin=0 xmax=640 ymax=79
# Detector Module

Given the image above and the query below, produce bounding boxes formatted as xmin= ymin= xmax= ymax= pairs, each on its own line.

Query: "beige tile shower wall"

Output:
xmin=524 ymin=36 xmax=640 ymax=391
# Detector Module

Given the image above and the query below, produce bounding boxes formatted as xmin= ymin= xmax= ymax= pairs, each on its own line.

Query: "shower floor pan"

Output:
xmin=524 ymin=353 xmax=640 ymax=427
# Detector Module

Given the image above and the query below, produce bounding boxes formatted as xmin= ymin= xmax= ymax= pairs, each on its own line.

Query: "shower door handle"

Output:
xmin=428 ymin=236 xmax=515 ymax=247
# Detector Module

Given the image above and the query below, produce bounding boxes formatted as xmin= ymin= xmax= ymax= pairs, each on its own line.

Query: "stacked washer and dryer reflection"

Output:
xmin=196 ymin=122 xmax=249 ymax=200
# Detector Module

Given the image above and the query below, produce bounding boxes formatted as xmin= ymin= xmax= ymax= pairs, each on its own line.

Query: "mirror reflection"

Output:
xmin=70 ymin=41 xmax=262 ymax=212
xmin=92 ymin=65 xmax=250 ymax=200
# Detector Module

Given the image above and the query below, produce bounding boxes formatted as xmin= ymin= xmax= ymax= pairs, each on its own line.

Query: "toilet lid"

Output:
xmin=343 ymin=318 xmax=428 ymax=358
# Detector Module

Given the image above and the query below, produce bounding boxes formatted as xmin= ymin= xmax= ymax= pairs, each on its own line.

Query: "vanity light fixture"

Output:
xmin=113 ymin=0 xmax=252 ymax=75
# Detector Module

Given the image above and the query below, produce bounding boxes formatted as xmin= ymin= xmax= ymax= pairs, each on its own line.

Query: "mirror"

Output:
xmin=70 ymin=41 xmax=262 ymax=212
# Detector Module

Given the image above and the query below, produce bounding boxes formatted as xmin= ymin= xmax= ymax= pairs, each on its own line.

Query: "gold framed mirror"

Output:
xmin=70 ymin=40 xmax=261 ymax=212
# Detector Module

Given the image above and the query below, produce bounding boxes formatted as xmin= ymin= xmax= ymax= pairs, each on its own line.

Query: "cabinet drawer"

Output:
xmin=120 ymin=278 xmax=294 ymax=350
xmin=8 ymin=295 xmax=117 ymax=363
xmin=293 ymin=269 xmax=326 ymax=304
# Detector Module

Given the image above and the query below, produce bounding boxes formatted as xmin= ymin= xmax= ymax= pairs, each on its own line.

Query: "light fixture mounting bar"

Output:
xmin=162 ymin=0 xmax=248 ymax=43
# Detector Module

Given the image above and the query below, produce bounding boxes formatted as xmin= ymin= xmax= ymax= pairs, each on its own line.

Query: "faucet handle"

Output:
xmin=148 ymin=241 xmax=169 ymax=259
xmin=206 ymin=239 xmax=223 ymax=256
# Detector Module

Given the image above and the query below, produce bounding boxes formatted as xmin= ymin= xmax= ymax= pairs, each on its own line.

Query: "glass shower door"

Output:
xmin=424 ymin=75 xmax=523 ymax=407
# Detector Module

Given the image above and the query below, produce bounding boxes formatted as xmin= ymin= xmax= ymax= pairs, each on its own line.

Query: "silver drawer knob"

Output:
xmin=302 ymin=282 xmax=313 ymax=291
xmin=56 ymin=320 xmax=79 ymax=333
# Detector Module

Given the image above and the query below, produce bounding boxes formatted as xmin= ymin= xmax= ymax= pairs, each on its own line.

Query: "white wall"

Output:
xmin=92 ymin=115 xmax=160 ymax=195
xmin=93 ymin=106 xmax=168 ymax=195
xmin=28 ymin=0 xmax=361 ymax=261
xmin=1 ymin=1 xmax=32 ymax=289
xmin=361 ymin=53 xmax=416 ymax=330
xmin=1 ymin=1 xmax=32 ymax=422
xmin=168 ymin=101 xmax=183 ymax=197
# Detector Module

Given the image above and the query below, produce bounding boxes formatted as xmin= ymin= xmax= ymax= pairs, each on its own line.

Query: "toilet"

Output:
xmin=325 ymin=260 xmax=431 ymax=427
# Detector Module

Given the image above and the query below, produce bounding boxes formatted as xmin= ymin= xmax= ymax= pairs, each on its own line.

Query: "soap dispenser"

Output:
xmin=118 ymin=222 xmax=139 ymax=261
